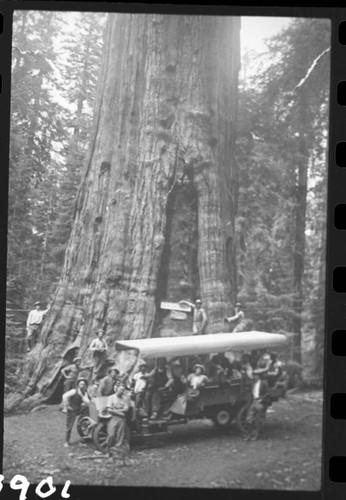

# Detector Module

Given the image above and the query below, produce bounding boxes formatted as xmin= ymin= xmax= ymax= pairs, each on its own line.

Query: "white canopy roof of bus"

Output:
xmin=115 ymin=331 xmax=288 ymax=359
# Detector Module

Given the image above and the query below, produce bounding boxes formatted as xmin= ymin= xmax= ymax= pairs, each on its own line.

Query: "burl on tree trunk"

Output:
xmin=21 ymin=14 xmax=241 ymax=403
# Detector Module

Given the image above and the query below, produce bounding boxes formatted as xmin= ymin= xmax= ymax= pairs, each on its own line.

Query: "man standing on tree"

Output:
xmin=224 ymin=302 xmax=246 ymax=332
xmin=26 ymin=301 xmax=50 ymax=352
xmin=89 ymin=329 xmax=108 ymax=378
xmin=179 ymin=298 xmax=208 ymax=335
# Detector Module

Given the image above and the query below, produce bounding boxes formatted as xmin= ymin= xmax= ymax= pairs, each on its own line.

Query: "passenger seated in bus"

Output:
xmin=241 ymin=353 xmax=254 ymax=380
xmin=145 ymin=357 xmax=173 ymax=420
xmin=230 ymin=365 xmax=243 ymax=380
xmin=207 ymin=353 xmax=232 ymax=381
xmin=187 ymin=354 xmax=204 ymax=373
xmin=165 ymin=360 xmax=187 ymax=397
xmin=131 ymin=361 xmax=149 ymax=416
xmin=188 ymin=364 xmax=208 ymax=392
xmin=267 ymin=352 xmax=284 ymax=388
xmin=164 ymin=363 xmax=207 ymax=419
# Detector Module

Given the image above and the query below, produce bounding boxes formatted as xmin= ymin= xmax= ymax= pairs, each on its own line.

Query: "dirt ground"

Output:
xmin=2 ymin=389 xmax=323 ymax=490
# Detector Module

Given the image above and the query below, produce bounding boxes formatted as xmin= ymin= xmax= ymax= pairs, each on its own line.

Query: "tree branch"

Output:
xmin=293 ymin=47 xmax=330 ymax=93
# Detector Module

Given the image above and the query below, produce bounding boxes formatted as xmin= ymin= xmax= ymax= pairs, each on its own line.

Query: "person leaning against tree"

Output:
xmin=62 ymin=377 xmax=90 ymax=448
xmin=179 ymin=298 xmax=208 ymax=335
xmin=26 ymin=301 xmax=51 ymax=352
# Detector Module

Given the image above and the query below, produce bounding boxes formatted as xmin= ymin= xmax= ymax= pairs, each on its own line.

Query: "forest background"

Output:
xmin=6 ymin=11 xmax=330 ymax=398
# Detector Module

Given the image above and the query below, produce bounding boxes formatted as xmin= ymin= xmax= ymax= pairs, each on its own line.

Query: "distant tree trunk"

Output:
xmin=292 ymin=89 xmax=309 ymax=364
xmin=22 ymin=14 xmax=240 ymax=402
xmin=312 ymin=195 xmax=327 ymax=382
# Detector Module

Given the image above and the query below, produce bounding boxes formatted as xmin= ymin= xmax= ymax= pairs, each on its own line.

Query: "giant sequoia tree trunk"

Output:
xmin=22 ymin=14 xmax=240 ymax=402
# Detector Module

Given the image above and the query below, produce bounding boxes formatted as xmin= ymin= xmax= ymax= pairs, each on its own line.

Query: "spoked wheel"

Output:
xmin=76 ymin=416 xmax=96 ymax=440
xmin=235 ymin=404 xmax=252 ymax=436
xmin=211 ymin=407 xmax=232 ymax=429
xmin=92 ymin=422 xmax=108 ymax=453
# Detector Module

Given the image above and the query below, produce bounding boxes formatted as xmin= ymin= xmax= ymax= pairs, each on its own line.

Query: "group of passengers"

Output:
xmin=127 ymin=348 xmax=284 ymax=421
xmin=129 ymin=357 xmax=208 ymax=420
xmin=60 ymin=321 xmax=285 ymax=461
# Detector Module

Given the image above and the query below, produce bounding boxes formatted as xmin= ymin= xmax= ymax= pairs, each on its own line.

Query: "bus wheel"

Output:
xmin=92 ymin=422 xmax=108 ymax=453
xmin=76 ymin=416 xmax=95 ymax=440
xmin=211 ymin=407 xmax=232 ymax=428
xmin=235 ymin=404 xmax=251 ymax=435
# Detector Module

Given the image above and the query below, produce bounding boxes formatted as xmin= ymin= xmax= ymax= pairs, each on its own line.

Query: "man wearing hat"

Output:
xmin=145 ymin=357 xmax=173 ymax=419
xmin=224 ymin=302 xmax=246 ymax=332
xmin=167 ymin=359 xmax=187 ymax=393
xmin=244 ymin=369 xmax=271 ymax=440
xmin=131 ymin=361 xmax=149 ymax=414
xmin=105 ymin=382 xmax=131 ymax=463
xmin=97 ymin=365 xmax=120 ymax=397
xmin=62 ymin=377 xmax=90 ymax=448
xmin=89 ymin=329 xmax=108 ymax=377
xmin=26 ymin=301 xmax=51 ymax=352
xmin=179 ymin=298 xmax=208 ymax=335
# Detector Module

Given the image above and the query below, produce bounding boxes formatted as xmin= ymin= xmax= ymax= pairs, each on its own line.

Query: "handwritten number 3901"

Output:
xmin=0 ymin=474 xmax=71 ymax=499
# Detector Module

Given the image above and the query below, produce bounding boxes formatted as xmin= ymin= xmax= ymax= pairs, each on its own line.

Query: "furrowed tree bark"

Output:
xmin=19 ymin=14 xmax=240 ymax=404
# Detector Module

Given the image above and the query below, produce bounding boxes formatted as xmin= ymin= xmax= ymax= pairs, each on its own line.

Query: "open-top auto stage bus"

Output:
xmin=78 ymin=331 xmax=289 ymax=451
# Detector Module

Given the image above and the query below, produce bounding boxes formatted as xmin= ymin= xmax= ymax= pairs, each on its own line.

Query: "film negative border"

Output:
xmin=326 ymin=9 xmax=346 ymax=499
xmin=0 ymin=2 xmax=10 ymax=498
